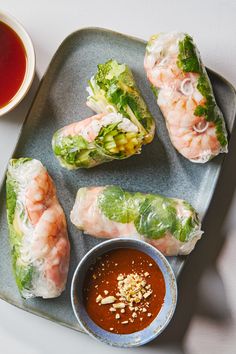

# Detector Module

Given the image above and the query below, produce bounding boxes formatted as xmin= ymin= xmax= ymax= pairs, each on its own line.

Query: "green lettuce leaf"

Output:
xmin=6 ymin=158 xmax=34 ymax=296
xmin=134 ymin=195 xmax=179 ymax=239
xmin=98 ymin=186 xmax=140 ymax=223
xmin=89 ymin=59 xmax=155 ymax=143
xmin=52 ymin=133 xmax=111 ymax=169
xmin=98 ymin=186 xmax=200 ymax=242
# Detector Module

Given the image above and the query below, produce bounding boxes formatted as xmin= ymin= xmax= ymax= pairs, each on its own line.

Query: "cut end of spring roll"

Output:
xmin=86 ymin=59 xmax=155 ymax=144
xmin=144 ymin=32 xmax=228 ymax=163
xmin=70 ymin=186 xmax=203 ymax=256
xmin=52 ymin=112 xmax=144 ymax=170
xmin=6 ymin=158 xmax=70 ymax=299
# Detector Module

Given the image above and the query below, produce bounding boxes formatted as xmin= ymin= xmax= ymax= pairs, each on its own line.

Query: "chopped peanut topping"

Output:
xmin=143 ymin=290 xmax=152 ymax=299
xmin=109 ymin=307 xmax=116 ymax=312
xmin=117 ymin=273 xmax=153 ymax=307
xmin=113 ymin=302 xmax=126 ymax=309
xmin=96 ymin=294 xmax=103 ymax=303
xmin=101 ymin=296 xmax=116 ymax=304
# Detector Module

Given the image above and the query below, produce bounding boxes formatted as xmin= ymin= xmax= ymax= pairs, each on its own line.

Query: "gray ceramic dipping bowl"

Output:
xmin=71 ymin=238 xmax=177 ymax=347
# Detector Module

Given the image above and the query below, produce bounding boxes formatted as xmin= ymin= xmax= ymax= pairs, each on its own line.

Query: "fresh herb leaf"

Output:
xmin=95 ymin=60 xmax=126 ymax=91
xmin=194 ymin=74 xmax=227 ymax=146
xmin=53 ymin=134 xmax=88 ymax=165
xmin=89 ymin=59 xmax=155 ymax=142
xmin=177 ymin=34 xmax=201 ymax=73
xmin=98 ymin=186 xmax=139 ymax=223
xmin=98 ymin=187 xmax=200 ymax=242
xmin=177 ymin=35 xmax=227 ymax=147
xmin=134 ymin=195 xmax=179 ymax=239
xmin=150 ymin=84 xmax=159 ymax=98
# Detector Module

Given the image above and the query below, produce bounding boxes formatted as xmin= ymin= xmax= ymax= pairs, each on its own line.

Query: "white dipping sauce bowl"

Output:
xmin=0 ymin=11 xmax=35 ymax=116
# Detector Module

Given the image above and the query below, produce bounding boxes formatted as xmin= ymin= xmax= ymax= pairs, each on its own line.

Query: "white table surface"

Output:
xmin=1 ymin=1 xmax=236 ymax=353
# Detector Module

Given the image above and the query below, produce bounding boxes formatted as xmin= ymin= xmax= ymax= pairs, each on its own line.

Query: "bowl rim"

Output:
xmin=0 ymin=10 xmax=35 ymax=116
xmin=71 ymin=238 xmax=178 ymax=347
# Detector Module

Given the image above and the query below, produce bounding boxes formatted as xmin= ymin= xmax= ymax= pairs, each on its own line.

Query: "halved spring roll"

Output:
xmin=6 ymin=158 xmax=70 ymax=299
xmin=52 ymin=112 xmax=144 ymax=170
xmin=86 ymin=59 xmax=155 ymax=144
xmin=144 ymin=32 xmax=228 ymax=163
xmin=70 ymin=186 xmax=203 ymax=256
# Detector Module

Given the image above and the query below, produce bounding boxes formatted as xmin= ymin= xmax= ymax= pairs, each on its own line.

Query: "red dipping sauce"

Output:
xmin=0 ymin=21 xmax=26 ymax=108
xmin=83 ymin=248 xmax=166 ymax=334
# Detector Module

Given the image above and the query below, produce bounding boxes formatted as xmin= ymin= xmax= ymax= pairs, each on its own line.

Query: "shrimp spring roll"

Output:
xmin=86 ymin=59 xmax=155 ymax=144
xmin=70 ymin=186 xmax=202 ymax=256
xmin=52 ymin=60 xmax=155 ymax=170
xmin=52 ymin=112 xmax=144 ymax=169
xmin=6 ymin=158 xmax=70 ymax=299
xmin=144 ymin=32 xmax=228 ymax=163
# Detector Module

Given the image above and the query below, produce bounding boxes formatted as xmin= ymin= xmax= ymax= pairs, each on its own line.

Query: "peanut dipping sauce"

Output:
xmin=83 ymin=248 xmax=166 ymax=334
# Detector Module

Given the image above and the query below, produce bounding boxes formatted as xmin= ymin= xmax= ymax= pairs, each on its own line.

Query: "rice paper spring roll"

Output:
xmin=52 ymin=112 xmax=144 ymax=170
xmin=86 ymin=59 xmax=155 ymax=144
xmin=6 ymin=158 xmax=70 ymax=299
xmin=70 ymin=186 xmax=203 ymax=256
xmin=144 ymin=32 xmax=228 ymax=163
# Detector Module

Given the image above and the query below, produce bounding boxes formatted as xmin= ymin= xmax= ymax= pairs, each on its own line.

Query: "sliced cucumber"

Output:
xmin=105 ymin=141 xmax=117 ymax=150
xmin=104 ymin=133 xmax=115 ymax=143
xmin=77 ymin=150 xmax=90 ymax=162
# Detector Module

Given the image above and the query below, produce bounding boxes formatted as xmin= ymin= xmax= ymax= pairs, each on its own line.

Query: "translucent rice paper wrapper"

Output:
xmin=70 ymin=186 xmax=203 ymax=256
xmin=86 ymin=59 xmax=156 ymax=144
xmin=52 ymin=112 xmax=144 ymax=170
xmin=6 ymin=158 xmax=70 ymax=299
xmin=144 ymin=32 xmax=228 ymax=163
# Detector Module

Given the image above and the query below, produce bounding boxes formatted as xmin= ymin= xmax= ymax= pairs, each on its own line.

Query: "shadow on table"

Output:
xmin=143 ymin=126 xmax=236 ymax=353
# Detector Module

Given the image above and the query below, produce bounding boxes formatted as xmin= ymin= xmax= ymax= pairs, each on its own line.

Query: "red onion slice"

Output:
xmin=193 ymin=120 xmax=209 ymax=133
xmin=180 ymin=78 xmax=194 ymax=96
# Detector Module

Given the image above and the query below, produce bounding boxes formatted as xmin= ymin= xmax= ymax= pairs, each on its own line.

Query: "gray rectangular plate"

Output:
xmin=0 ymin=28 xmax=236 ymax=332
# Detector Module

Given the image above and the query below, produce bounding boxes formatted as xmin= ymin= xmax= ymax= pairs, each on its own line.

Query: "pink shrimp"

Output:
xmin=60 ymin=113 xmax=106 ymax=142
xmin=70 ymin=187 xmax=138 ymax=238
xmin=161 ymin=93 xmax=220 ymax=161
xmin=24 ymin=160 xmax=70 ymax=296
xmin=25 ymin=171 xmax=55 ymax=225
xmin=32 ymin=204 xmax=70 ymax=289
xmin=144 ymin=53 xmax=185 ymax=89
